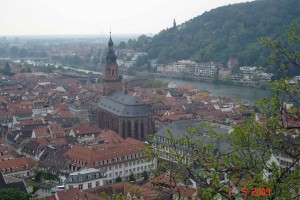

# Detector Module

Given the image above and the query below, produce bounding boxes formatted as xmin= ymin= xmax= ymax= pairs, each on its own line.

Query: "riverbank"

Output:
xmin=129 ymin=71 xmax=271 ymax=90
xmin=157 ymin=77 xmax=273 ymax=105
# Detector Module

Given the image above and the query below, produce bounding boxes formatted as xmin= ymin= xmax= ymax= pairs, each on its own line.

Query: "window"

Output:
xmin=88 ymin=183 xmax=92 ymax=188
xmin=126 ymin=170 xmax=128 ymax=174
xmin=115 ymin=165 xmax=117 ymax=169
xmin=96 ymin=173 xmax=99 ymax=178
xmin=119 ymin=164 xmax=122 ymax=168
xmin=79 ymin=177 xmax=82 ymax=181
xmin=109 ymin=173 xmax=112 ymax=177
xmin=69 ymin=177 xmax=72 ymax=182
xmin=115 ymin=172 xmax=118 ymax=176
xmin=96 ymin=181 xmax=99 ymax=187
xmin=109 ymin=166 xmax=111 ymax=170
xmin=79 ymin=184 xmax=83 ymax=190
xmin=88 ymin=175 xmax=91 ymax=180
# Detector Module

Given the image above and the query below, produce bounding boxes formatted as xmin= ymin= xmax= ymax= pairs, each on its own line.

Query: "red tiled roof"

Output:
xmin=176 ymin=186 xmax=197 ymax=198
xmin=143 ymin=173 xmax=179 ymax=189
xmin=0 ymin=157 xmax=37 ymax=172
xmin=157 ymin=114 xmax=193 ymax=122
xmin=58 ymin=111 xmax=75 ymax=119
xmin=21 ymin=120 xmax=43 ymax=126
xmin=181 ymin=83 xmax=198 ymax=90
xmin=0 ymin=112 xmax=12 ymax=117
xmin=49 ymin=123 xmax=64 ymax=138
xmin=51 ymin=103 xmax=68 ymax=111
xmin=33 ymin=127 xmax=50 ymax=138
xmin=72 ymin=123 xmax=102 ymax=136
xmin=65 ymin=137 xmax=145 ymax=168
xmin=96 ymin=130 xmax=124 ymax=144
xmin=0 ymin=147 xmax=14 ymax=155
xmin=35 ymin=138 xmax=49 ymax=147
xmin=0 ymin=154 xmax=15 ymax=161
xmin=56 ymin=188 xmax=86 ymax=200
xmin=50 ymin=138 xmax=68 ymax=147
xmin=86 ymin=182 xmax=157 ymax=200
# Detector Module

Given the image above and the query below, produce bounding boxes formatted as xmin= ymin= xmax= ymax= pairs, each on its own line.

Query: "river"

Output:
xmin=58 ymin=65 xmax=272 ymax=105
xmin=158 ymin=78 xmax=273 ymax=105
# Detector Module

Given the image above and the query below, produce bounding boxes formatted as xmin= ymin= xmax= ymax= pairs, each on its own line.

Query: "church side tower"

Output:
xmin=103 ymin=33 xmax=123 ymax=95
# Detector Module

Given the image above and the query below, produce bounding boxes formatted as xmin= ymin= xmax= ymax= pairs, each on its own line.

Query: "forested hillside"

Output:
xmin=130 ymin=0 xmax=300 ymax=71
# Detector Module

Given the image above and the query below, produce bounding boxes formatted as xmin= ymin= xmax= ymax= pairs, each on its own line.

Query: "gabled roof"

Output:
xmin=65 ymin=137 xmax=145 ymax=168
xmin=98 ymin=91 xmax=151 ymax=117
xmin=0 ymin=157 xmax=37 ymax=172
xmin=55 ymin=188 xmax=87 ymax=200
xmin=0 ymin=173 xmax=28 ymax=193
xmin=71 ymin=123 xmax=102 ymax=136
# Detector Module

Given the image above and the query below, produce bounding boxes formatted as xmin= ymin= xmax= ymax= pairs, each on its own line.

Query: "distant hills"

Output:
xmin=129 ymin=0 xmax=300 ymax=71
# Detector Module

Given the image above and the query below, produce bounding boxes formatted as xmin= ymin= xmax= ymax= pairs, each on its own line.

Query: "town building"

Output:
xmin=63 ymin=168 xmax=106 ymax=190
xmin=0 ymin=157 xmax=37 ymax=178
xmin=194 ymin=62 xmax=217 ymax=77
xmin=64 ymin=137 xmax=156 ymax=184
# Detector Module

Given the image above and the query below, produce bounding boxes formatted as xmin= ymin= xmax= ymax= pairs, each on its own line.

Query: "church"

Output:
xmin=97 ymin=35 xmax=153 ymax=141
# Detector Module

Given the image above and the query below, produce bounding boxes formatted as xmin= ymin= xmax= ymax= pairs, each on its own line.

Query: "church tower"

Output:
xmin=103 ymin=33 xmax=123 ymax=96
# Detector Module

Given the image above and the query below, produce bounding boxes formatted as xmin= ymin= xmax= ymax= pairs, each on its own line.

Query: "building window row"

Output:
xmin=95 ymin=153 xmax=145 ymax=166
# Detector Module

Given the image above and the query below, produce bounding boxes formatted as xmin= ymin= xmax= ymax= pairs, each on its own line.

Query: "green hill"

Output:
xmin=132 ymin=0 xmax=300 ymax=70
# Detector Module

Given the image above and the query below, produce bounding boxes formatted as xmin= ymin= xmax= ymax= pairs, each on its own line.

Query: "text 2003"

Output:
xmin=228 ymin=187 xmax=271 ymax=197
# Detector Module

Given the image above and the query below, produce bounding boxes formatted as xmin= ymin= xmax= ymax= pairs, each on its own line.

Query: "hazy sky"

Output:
xmin=0 ymin=0 xmax=253 ymax=36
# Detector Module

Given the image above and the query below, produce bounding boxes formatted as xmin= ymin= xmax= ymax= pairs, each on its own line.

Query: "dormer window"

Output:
xmin=79 ymin=177 xmax=82 ymax=181
xmin=69 ymin=177 xmax=72 ymax=182
xmin=88 ymin=175 xmax=91 ymax=180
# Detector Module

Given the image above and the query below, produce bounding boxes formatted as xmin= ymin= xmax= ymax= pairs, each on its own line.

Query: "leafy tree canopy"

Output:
xmin=0 ymin=188 xmax=30 ymax=200
xmin=129 ymin=0 xmax=300 ymax=76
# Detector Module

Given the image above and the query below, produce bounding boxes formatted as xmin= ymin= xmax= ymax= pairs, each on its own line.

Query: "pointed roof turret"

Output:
xmin=106 ymin=33 xmax=117 ymax=64
xmin=108 ymin=32 xmax=114 ymax=48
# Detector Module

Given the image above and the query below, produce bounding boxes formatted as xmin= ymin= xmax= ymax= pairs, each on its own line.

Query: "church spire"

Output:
xmin=106 ymin=33 xmax=117 ymax=65
xmin=103 ymin=33 xmax=123 ymax=95
xmin=108 ymin=32 xmax=113 ymax=48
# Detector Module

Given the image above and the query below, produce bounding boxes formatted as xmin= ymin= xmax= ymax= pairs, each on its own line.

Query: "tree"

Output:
xmin=1 ymin=62 xmax=14 ymax=76
xmin=115 ymin=176 xmax=122 ymax=183
xmin=141 ymin=171 xmax=149 ymax=182
xmin=10 ymin=46 xmax=19 ymax=58
xmin=118 ymin=41 xmax=127 ymax=49
xmin=26 ymin=67 xmax=31 ymax=73
xmin=20 ymin=68 xmax=26 ymax=73
xmin=0 ymin=188 xmax=30 ymax=200
xmin=129 ymin=173 xmax=136 ymax=182
xmin=146 ymin=24 xmax=300 ymax=200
